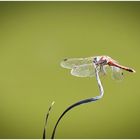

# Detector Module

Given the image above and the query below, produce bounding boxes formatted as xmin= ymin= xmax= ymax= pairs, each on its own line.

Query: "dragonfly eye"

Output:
xmin=93 ymin=57 xmax=97 ymax=63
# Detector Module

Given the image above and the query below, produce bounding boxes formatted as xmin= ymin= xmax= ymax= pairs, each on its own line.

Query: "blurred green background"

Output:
xmin=0 ymin=1 xmax=140 ymax=139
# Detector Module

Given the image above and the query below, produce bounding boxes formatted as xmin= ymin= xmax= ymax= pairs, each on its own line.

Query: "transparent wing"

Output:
xmin=99 ymin=65 xmax=108 ymax=76
xmin=60 ymin=57 xmax=93 ymax=69
xmin=71 ymin=63 xmax=95 ymax=77
xmin=111 ymin=66 xmax=124 ymax=81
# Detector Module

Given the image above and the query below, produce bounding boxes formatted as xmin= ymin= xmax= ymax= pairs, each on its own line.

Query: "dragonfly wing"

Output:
xmin=71 ymin=63 xmax=95 ymax=77
xmin=60 ymin=57 xmax=93 ymax=69
xmin=111 ymin=66 xmax=124 ymax=81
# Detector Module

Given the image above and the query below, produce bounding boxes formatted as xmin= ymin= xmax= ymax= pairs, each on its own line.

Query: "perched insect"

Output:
xmin=60 ymin=55 xmax=136 ymax=80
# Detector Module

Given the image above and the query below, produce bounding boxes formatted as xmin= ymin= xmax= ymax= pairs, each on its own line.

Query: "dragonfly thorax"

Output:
xmin=93 ymin=56 xmax=108 ymax=66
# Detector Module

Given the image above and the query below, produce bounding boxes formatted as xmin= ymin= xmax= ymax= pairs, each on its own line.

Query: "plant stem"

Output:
xmin=43 ymin=101 xmax=55 ymax=139
xmin=51 ymin=62 xmax=104 ymax=139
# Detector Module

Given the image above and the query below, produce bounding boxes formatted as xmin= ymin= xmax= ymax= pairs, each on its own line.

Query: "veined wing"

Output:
xmin=60 ymin=57 xmax=93 ymax=69
xmin=111 ymin=66 xmax=124 ymax=81
xmin=71 ymin=63 xmax=95 ymax=77
xmin=71 ymin=63 xmax=110 ymax=77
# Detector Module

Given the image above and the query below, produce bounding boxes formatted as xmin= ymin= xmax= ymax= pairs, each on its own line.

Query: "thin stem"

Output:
xmin=43 ymin=101 xmax=55 ymax=139
xmin=51 ymin=62 xmax=104 ymax=139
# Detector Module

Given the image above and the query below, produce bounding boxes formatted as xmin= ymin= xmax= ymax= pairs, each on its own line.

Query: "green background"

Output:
xmin=0 ymin=2 xmax=140 ymax=139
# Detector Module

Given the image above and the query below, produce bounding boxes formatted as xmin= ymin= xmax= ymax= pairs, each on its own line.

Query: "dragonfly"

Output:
xmin=60 ymin=55 xmax=136 ymax=80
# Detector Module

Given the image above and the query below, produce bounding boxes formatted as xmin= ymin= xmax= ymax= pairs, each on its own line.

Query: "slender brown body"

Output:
xmin=108 ymin=61 xmax=135 ymax=73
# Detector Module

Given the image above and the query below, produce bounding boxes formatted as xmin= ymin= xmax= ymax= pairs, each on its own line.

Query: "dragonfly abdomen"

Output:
xmin=108 ymin=61 xmax=135 ymax=73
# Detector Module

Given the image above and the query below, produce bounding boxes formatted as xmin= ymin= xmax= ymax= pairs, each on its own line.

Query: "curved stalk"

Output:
xmin=51 ymin=62 xmax=104 ymax=139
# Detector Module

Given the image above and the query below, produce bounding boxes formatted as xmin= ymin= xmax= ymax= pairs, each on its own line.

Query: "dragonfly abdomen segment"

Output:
xmin=108 ymin=61 xmax=135 ymax=73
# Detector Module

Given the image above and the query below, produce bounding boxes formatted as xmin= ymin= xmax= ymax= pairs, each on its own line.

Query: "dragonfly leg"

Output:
xmin=98 ymin=65 xmax=106 ymax=76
